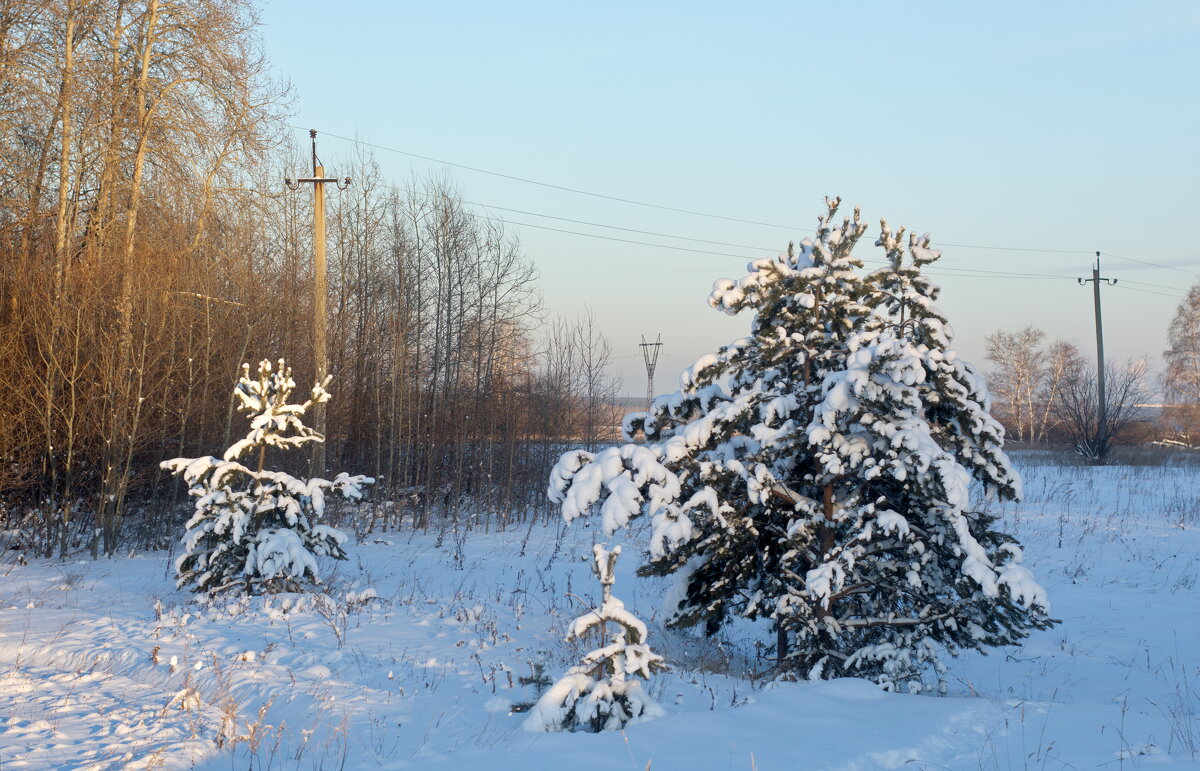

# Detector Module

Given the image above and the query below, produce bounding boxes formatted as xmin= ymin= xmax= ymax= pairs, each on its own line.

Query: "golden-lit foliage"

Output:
xmin=0 ymin=1 xmax=619 ymax=556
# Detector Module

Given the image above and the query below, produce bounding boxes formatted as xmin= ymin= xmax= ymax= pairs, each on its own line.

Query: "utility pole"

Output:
xmin=285 ymin=130 xmax=350 ymax=477
xmin=1078 ymin=252 xmax=1117 ymax=457
xmin=639 ymin=334 xmax=662 ymax=411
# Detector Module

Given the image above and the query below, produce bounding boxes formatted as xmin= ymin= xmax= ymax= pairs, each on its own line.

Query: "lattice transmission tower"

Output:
xmin=639 ymin=334 xmax=662 ymax=411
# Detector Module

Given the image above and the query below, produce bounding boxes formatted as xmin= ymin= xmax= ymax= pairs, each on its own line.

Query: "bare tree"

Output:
xmin=0 ymin=0 xmax=288 ymax=555
xmin=984 ymin=327 xmax=1079 ymax=442
xmin=1163 ymin=282 xmax=1200 ymax=446
xmin=1055 ymin=357 xmax=1152 ymax=462
xmin=985 ymin=326 xmax=1046 ymax=442
xmin=1036 ymin=341 xmax=1082 ymax=443
xmin=572 ymin=307 xmax=620 ymax=450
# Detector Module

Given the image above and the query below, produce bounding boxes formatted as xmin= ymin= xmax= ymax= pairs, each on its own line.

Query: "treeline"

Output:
xmin=983 ymin=326 xmax=1155 ymax=458
xmin=0 ymin=0 xmax=620 ymax=557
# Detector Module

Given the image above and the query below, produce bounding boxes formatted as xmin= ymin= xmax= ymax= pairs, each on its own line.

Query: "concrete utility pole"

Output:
xmin=285 ymin=130 xmax=350 ymax=477
xmin=1078 ymin=252 xmax=1117 ymax=456
xmin=639 ymin=334 xmax=662 ymax=411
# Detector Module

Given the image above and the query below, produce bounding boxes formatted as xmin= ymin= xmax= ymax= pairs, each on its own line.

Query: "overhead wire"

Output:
xmin=295 ymin=126 xmax=1189 ymax=291
xmin=391 ymin=185 xmax=1102 ymax=285
xmin=1119 ymin=278 xmax=1188 ymax=293
xmin=471 ymin=215 xmax=765 ymax=259
xmin=404 ymin=185 xmax=1097 ymax=273
xmin=471 ymin=213 xmax=1101 ymax=284
xmin=932 ymin=242 xmax=1090 ymax=255
xmin=451 ymin=198 xmax=781 ymax=253
xmin=301 ymin=127 xmax=1100 ymax=255
xmin=297 ymin=126 xmax=804 ymax=230
xmin=1102 ymin=251 xmax=1200 ymax=278
xmin=393 ymin=186 xmax=780 ymax=253
xmin=1113 ymin=283 xmax=1185 ymax=300
xmin=385 ymin=185 xmax=1096 ymax=284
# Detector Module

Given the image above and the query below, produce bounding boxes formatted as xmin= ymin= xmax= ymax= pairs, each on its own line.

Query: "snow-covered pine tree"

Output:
xmin=524 ymin=545 xmax=666 ymax=732
xmin=164 ymin=359 xmax=372 ymax=595
xmin=548 ymin=200 xmax=1053 ymax=691
xmin=550 ymin=199 xmax=874 ymax=664
xmin=793 ymin=221 xmax=1052 ymax=690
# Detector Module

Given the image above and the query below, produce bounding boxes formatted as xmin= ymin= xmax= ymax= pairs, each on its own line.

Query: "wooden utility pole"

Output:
xmin=1078 ymin=252 xmax=1117 ymax=456
xmin=286 ymin=130 xmax=350 ymax=477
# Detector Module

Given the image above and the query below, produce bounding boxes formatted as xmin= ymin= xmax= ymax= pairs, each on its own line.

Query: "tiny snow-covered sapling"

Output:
xmin=163 ymin=359 xmax=373 ymax=595
xmin=524 ymin=545 xmax=666 ymax=733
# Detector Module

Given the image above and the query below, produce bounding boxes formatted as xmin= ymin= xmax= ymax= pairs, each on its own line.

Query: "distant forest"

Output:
xmin=0 ymin=0 xmax=621 ymax=557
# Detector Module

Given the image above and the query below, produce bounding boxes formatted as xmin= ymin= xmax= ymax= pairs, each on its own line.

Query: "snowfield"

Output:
xmin=2 ymin=454 xmax=1198 ymax=770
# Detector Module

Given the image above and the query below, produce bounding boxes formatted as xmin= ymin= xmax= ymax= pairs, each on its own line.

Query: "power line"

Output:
xmin=459 ymin=210 xmax=1149 ymax=287
xmin=424 ymin=187 xmax=1096 ymax=270
xmin=470 ymin=214 xmax=1100 ymax=283
xmin=291 ymin=127 xmax=1194 ymax=287
xmin=298 ymin=127 xmax=1126 ymax=259
xmin=433 ymin=201 xmax=1189 ymax=290
xmin=925 ymin=265 xmax=1069 ymax=279
xmin=297 ymin=126 xmax=804 ymax=230
xmin=456 ymin=198 xmax=780 ymax=253
xmin=1114 ymin=283 xmax=1184 ymax=299
xmin=393 ymin=186 xmax=1103 ymax=282
xmin=1102 ymin=251 xmax=1200 ymax=278
xmin=473 ymin=214 xmax=765 ymax=259
xmin=1120 ymin=278 xmax=1187 ymax=293
xmin=394 ymin=185 xmax=777 ymax=252
xmin=924 ymin=270 xmax=1070 ymax=282
xmin=934 ymin=242 xmax=1089 ymax=255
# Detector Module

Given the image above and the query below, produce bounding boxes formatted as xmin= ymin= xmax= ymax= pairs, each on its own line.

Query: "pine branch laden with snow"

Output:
xmin=524 ymin=545 xmax=666 ymax=733
xmin=163 ymin=359 xmax=373 ymax=595
xmin=547 ymin=199 xmax=1055 ymax=692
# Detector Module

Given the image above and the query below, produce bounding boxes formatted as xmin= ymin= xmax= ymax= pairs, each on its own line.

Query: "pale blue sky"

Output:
xmin=261 ymin=1 xmax=1199 ymax=394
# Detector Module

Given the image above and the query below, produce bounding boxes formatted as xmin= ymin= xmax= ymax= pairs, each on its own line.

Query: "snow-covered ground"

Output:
xmin=1 ymin=455 xmax=1198 ymax=770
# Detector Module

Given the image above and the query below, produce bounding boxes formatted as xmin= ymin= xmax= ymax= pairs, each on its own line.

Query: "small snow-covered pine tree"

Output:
xmin=524 ymin=545 xmax=666 ymax=733
xmin=164 ymin=359 xmax=372 ymax=594
xmin=548 ymin=199 xmax=1054 ymax=692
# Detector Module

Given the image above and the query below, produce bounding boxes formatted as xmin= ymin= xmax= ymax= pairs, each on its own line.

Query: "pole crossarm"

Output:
xmin=1076 ymin=262 xmax=1117 ymax=288
xmin=287 ymin=176 xmax=350 ymax=188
